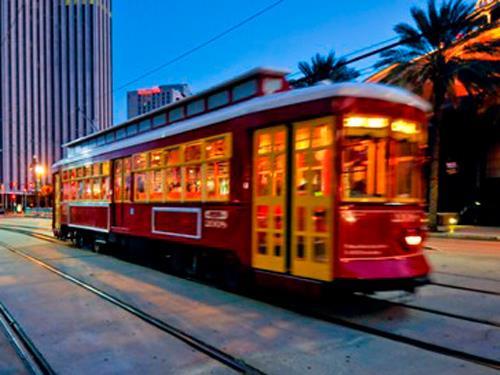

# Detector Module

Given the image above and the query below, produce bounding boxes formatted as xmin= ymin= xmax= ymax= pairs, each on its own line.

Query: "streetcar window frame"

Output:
xmin=130 ymin=133 xmax=232 ymax=203
xmin=61 ymin=160 xmax=111 ymax=203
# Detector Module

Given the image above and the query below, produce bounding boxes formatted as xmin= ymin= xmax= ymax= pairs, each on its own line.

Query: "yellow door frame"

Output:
xmin=252 ymin=126 xmax=287 ymax=273
xmin=291 ymin=117 xmax=334 ymax=281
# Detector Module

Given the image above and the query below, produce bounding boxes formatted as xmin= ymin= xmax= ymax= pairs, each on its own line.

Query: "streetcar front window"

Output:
xmin=342 ymin=116 xmax=425 ymax=202
xmin=342 ymin=139 xmax=387 ymax=200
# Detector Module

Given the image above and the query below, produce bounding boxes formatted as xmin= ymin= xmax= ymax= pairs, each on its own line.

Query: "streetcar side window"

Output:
xmin=61 ymin=160 xmax=111 ymax=202
xmin=391 ymin=120 xmax=425 ymax=201
xmin=130 ymin=133 xmax=231 ymax=203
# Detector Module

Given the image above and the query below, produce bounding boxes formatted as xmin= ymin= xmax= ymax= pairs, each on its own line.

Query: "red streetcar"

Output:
xmin=52 ymin=68 xmax=431 ymax=292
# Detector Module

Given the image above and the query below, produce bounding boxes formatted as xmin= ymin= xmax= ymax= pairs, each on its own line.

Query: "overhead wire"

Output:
xmin=71 ymin=0 xmax=286 ymax=130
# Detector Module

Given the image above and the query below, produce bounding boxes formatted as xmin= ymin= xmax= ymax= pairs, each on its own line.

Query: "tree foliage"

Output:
xmin=291 ymin=52 xmax=359 ymax=87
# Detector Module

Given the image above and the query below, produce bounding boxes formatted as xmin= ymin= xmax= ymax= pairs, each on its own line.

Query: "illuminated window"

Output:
xmin=165 ymin=147 xmax=181 ymax=165
xmin=184 ymin=165 xmax=202 ymax=200
xmin=92 ymin=178 xmax=101 ymax=200
xmin=93 ymin=163 xmax=101 ymax=176
xmin=78 ymin=181 xmax=85 ymax=200
xmin=114 ymin=160 xmax=122 ymax=201
xmin=185 ymin=143 xmax=202 ymax=163
xmin=150 ymin=150 xmax=163 ymax=168
xmin=84 ymin=179 xmax=92 ymax=200
xmin=205 ymin=137 xmax=226 ymax=159
xmin=342 ymin=140 xmax=386 ymax=200
xmin=294 ymin=125 xmax=333 ymax=198
xmin=133 ymin=153 xmax=148 ymax=170
xmin=124 ymin=158 xmax=132 ymax=201
xmin=134 ymin=173 xmax=147 ymax=201
xmin=101 ymin=177 xmax=110 ymax=201
xmin=149 ymin=170 xmax=163 ymax=201
xmin=63 ymin=183 xmax=70 ymax=201
xmin=71 ymin=181 xmax=77 ymax=201
xmin=165 ymin=167 xmax=182 ymax=200
xmin=102 ymin=162 xmax=110 ymax=176
xmin=257 ymin=133 xmax=272 ymax=155
xmin=391 ymin=128 xmax=425 ymax=201
xmin=206 ymin=161 xmax=230 ymax=200
xmin=256 ymin=156 xmax=272 ymax=196
xmin=84 ymin=165 xmax=92 ymax=177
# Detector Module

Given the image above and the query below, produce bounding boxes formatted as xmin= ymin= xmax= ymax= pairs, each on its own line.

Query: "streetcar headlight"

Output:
xmin=404 ymin=235 xmax=422 ymax=246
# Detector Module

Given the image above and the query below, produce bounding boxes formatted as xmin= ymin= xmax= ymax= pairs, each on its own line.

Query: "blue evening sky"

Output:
xmin=111 ymin=0 xmax=469 ymax=124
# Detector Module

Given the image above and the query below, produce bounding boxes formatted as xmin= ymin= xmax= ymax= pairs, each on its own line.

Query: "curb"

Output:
xmin=428 ymin=233 xmax=500 ymax=242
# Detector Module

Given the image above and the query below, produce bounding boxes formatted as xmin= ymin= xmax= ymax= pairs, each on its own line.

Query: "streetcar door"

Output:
xmin=252 ymin=126 xmax=288 ymax=273
xmin=291 ymin=118 xmax=334 ymax=281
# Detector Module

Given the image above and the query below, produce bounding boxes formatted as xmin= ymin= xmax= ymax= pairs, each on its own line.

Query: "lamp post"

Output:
xmin=34 ymin=164 xmax=45 ymax=209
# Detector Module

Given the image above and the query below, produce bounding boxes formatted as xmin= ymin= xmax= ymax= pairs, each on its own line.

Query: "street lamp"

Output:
xmin=34 ymin=164 xmax=45 ymax=209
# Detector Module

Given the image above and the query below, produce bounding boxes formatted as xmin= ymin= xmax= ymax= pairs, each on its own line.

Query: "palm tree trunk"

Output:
xmin=428 ymin=122 xmax=441 ymax=231
xmin=428 ymin=79 xmax=446 ymax=232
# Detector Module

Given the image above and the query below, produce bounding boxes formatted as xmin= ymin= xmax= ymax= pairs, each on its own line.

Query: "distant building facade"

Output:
xmin=127 ymin=84 xmax=191 ymax=119
xmin=0 ymin=0 xmax=112 ymax=197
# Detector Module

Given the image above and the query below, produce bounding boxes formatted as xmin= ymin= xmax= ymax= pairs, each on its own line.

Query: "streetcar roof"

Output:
xmin=54 ymin=81 xmax=431 ymax=169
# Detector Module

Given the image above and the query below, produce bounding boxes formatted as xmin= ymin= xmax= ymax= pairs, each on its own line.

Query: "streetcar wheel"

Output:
xmin=75 ymin=233 xmax=85 ymax=249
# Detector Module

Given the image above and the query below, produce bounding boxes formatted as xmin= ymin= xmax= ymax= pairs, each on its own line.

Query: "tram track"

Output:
xmin=358 ymin=293 xmax=500 ymax=328
xmin=0 ymin=236 xmax=263 ymax=375
xmin=0 ymin=301 xmax=55 ymax=375
xmin=429 ymin=281 xmax=500 ymax=297
xmin=1 ymin=226 xmax=499 ymax=371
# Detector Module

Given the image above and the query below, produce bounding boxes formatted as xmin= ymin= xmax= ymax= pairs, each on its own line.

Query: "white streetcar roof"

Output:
xmin=54 ymin=82 xmax=431 ymax=169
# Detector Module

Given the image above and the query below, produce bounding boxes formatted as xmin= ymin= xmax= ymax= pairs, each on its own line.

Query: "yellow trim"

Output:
xmin=291 ymin=117 xmax=334 ymax=282
xmin=252 ymin=126 xmax=287 ymax=273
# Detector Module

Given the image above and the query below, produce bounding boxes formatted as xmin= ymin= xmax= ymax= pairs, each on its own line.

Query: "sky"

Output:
xmin=111 ymin=0 xmax=470 ymax=124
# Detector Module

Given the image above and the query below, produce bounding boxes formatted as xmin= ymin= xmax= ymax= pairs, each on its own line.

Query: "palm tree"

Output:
xmin=375 ymin=0 xmax=499 ymax=230
xmin=292 ymin=52 xmax=359 ymax=87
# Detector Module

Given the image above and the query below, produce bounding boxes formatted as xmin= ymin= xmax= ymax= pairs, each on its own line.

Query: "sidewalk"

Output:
xmin=429 ymin=226 xmax=500 ymax=241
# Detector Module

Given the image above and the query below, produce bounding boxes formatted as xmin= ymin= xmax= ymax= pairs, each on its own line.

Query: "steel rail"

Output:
xmin=0 ymin=302 xmax=55 ymax=375
xmin=260 ymin=296 xmax=500 ymax=371
xmin=429 ymin=282 xmax=500 ymax=297
xmin=0 ymin=237 xmax=263 ymax=374
xmin=2 ymin=227 xmax=500 ymax=371
xmin=362 ymin=294 xmax=500 ymax=328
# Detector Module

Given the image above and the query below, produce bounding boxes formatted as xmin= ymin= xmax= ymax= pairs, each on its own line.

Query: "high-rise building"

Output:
xmin=0 ymin=0 xmax=112 ymax=197
xmin=127 ymin=84 xmax=191 ymax=119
